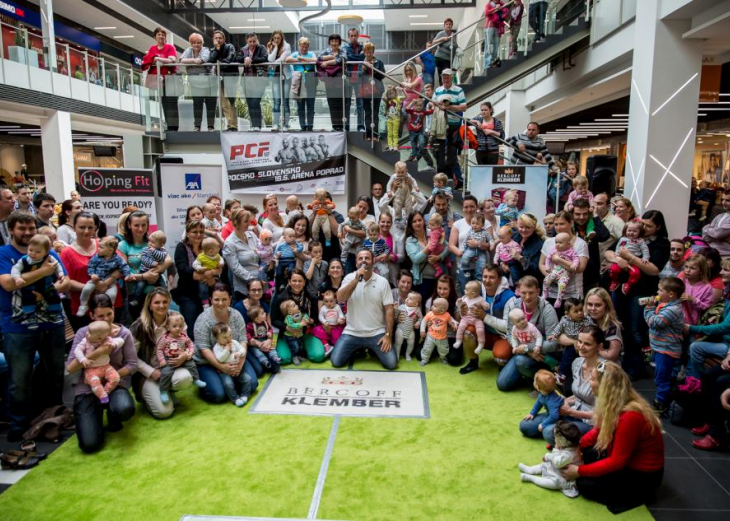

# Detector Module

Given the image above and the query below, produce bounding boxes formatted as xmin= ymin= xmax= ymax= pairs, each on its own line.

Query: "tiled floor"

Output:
xmin=0 ymin=378 xmax=728 ymax=520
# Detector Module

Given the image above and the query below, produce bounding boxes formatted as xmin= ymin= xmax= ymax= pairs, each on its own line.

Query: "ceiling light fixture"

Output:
xmin=248 ymin=19 xmax=266 ymax=22
xmin=229 ymin=26 xmax=271 ymax=29
xmin=410 ymin=22 xmax=446 ymax=26
xmin=277 ymin=0 xmax=307 ymax=7
xmin=94 ymin=27 xmax=117 ymax=30
xmin=611 ymin=114 xmax=629 ymax=117
xmin=337 ymin=14 xmax=364 ymax=25
xmin=409 ymin=15 xmax=428 ymax=18
xmin=113 ymin=35 xmax=135 ymax=39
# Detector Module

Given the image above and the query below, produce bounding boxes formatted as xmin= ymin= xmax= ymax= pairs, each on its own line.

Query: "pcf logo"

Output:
xmin=230 ymin=142 xmax=270 ymax=160
xmin=185 ymin=173 xmax=201 ymax=190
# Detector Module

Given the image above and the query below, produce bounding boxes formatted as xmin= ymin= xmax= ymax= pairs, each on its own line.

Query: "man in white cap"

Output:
xmin=433 ymin=68 xmax=467 ymax=188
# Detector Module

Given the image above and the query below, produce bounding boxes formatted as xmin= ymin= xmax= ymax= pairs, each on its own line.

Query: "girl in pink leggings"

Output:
xmin=311 ymin=290 xmax=345 ymax=356
xmin=74 ymin=320 xmax=123 ymax=404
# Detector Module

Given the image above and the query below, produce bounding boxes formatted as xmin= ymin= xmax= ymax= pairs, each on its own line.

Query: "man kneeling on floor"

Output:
xmin=330 ymin=249 xmax=396 ymax=369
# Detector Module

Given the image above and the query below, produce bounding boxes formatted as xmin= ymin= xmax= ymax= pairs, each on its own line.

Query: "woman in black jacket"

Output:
xmin=269 ymin=269 xmax=326 ymax=364
xmin=174 ymin=220 xmax=221 ymax=339
xmin=209 ymin=30 xmax=238 ymax=131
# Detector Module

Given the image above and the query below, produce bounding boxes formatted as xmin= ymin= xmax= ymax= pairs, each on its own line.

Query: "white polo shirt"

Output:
xmin=342 ymin=272 xmax=393 ymax=337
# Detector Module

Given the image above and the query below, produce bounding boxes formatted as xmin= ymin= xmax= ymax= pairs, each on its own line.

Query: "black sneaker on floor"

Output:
xmin=459 ymin=361 xmax=479 ymax=374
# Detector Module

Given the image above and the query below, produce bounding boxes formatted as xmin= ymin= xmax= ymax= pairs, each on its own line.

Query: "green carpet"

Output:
xmin=0 ymin=354 xmax=654 ymax=521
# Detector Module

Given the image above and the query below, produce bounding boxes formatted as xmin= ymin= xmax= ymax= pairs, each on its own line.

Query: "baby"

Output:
xmin=522 ymin=370 xmax=564 ymax=436
xmin=314 ymin=290 xmax=346 ymax=356
xmin=11 ymin=234 xmax=64 ymax=327
xmin=275 ymin=227 xmax=303 ymax=285
xmin=544 ymin=298 xmax=594 ymax=384
xmin=420 ymin=297 xmax=457 ymax=365
xmin=519 ymin=420 xmax=581 ymax=498
xmin=285 ymin=195 xmax=304 ymax=220
xmin=281 ymin=299 xmax=311 ymax=366
xmin=608 ymin=220 xmax=650 ymax=295
xmin=495 ymin=190 xmax=519 ymax=227
xmin=363 ymin=222 xmax=390 ymax=278
xmin=245 ymin=306 xmax=281 ymax=373
xmin=454 ymin=280 xmax=490 ymax=353
xmin=460 ymin=213 xmax=492 ymax=279
xmin=394 ymin=291 xmax=423 ymax=361
xmin=257 ymin=229 xmax=276 ymax=280
xmin=212 ymin=322 xmax=254 ymax=407
xmin=77 ymin=236 xmax=130 ymax=317
xmin=38 ymin=225 xmax=66 ymax=253
xmin=155 ymin=313 xmax=206 ymax=404
xmin=509 ymin=308 xmax=543 ymax=355
xmin=388 ymin=161 xmax=415 ymax=221
xmin=431 ymin=172 xmax=453 ymax=201
xmin=542 ymin=232 xmax=580 ymax=308
xmin=308 ymin=188 xmax=335 ymax=247
xmin=131 ymin=230 xmax=168 ymax=307
xmin=339 ymin=207 xmax=365 ymax=264
xmin=73 ymin=320 xmax=124 ymax=404
xmin=193 ymin=237 xmax=224 ymax=306
xmin=200 ymin=203 xmax=222 ymax=234
xmin=427 ymin=213 xmax=448 ymax=278
xmin=565 ymin=176 xmax=593 ymax=211
xmin=494 ymin=225 xmax=522 ymax=284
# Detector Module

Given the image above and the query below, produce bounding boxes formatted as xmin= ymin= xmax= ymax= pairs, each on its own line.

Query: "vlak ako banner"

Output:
xmin=221 ymin=131 xmax=346 ymax=195
xmin=157 ymin=164 xmax=224 ymax=249
xmin=469 ymin=165 xmax=550 ymax=223
xmin=78 ymin=168 xmax=157 ymax=232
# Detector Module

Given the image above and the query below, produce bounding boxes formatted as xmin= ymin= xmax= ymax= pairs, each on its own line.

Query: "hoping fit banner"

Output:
xmin=221 ymin=131 xmax=346 ymax=195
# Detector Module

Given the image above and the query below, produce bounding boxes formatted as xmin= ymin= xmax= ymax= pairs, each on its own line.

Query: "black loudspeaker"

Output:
xmin=587 ymin=154 xmax=617 ymax=197
xmin=92 ymin=146 xmax=117 ymax=157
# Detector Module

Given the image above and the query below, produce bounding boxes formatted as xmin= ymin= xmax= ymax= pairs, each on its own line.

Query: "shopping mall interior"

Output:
xmin=0 ymin=1 xmax=730 ymax=520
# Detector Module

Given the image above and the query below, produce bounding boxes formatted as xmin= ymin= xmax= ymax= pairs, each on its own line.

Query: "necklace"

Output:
xmin=74 ymin=240 xmax=96 ymax=256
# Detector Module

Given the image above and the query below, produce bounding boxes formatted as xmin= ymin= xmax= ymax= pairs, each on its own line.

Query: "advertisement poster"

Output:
xmin=78 ymin=168 xmax=157 ymax=232
xmin=221 ymin=131 xmax=346 ymax=195
xmin=157 ymin=164 xmax=224 ymax=248
xmin=469 ymin=165 xmax=550 ymax=222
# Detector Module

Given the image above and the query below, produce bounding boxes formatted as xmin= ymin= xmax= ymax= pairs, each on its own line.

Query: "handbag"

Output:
xmin=290 ymin=71 xmax=302 ymax=98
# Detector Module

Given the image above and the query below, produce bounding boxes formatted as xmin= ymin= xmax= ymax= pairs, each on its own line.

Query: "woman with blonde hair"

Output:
xmin=260 ymin=194 xmax=286 ymax=242
xmin=505 ymin=213 xmax=545 ymax=282
xmin=583 ymin=287 xmax=622 ymax=361
xmin=267 ymin=29 xmax=292 ymax=130
xmin=613 ymin=197 xmax=636 ymax=223
xmin=561 ymin=361 xmax=664 ymax=513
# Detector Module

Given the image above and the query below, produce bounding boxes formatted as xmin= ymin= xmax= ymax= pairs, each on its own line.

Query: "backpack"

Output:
xmin=683 ymin=235 xmax=710 ymax=259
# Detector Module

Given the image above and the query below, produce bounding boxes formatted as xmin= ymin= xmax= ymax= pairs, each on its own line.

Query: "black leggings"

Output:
xmin=577 ymin=448 xmax=663 ymax=514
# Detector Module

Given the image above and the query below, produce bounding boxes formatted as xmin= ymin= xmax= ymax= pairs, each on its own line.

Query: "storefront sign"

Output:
xmin=250 ymin=369 xmax=430 ymax=419
xmin=221 ymin=131 xmax=346 ymax=194
xmin=78 ymin=168 xmax=157 ymax=232
xmin=157 ymin=163 xmax=223 ymax=248
xmin=470 ymin=165 xmax=550 ymax=222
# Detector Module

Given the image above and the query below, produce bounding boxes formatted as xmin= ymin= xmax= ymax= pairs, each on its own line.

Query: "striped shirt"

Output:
xmin=506 ymin=132 xmax=554 ymax=169
xmin=472 ymin=116 xmax=505 ymax=151
xmin=644 ymin=300 xmax=684 ymax=358
xmin=433 ymin=85 xmax=466 ymax=124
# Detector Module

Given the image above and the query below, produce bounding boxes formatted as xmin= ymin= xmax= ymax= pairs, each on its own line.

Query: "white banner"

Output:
xmin=221 ymin=131 xmax=346 ymax=195
xmin=250 ymin=369 xmax=430 ymax=419
xmin=469 ymin=165 xmax=550 ymax=223
xmin=78 ymin=168 xmax=158 ymax=232
xmin=157 ymin=164 xmax=224 ymax=248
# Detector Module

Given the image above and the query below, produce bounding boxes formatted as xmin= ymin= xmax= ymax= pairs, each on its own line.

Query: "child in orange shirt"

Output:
xmin=419 ymin=297 xmax=457 ymax=365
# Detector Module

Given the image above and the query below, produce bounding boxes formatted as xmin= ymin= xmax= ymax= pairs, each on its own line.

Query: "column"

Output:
xmin=40 ymin=0 xmax=57 ymax=72
xmin=502 ymin=89 xmax=530 ymax=162
xmin=624 ymin=0 xmax=702 ymax=238
xmin=41 ymin=111 xmax=76 ymax=199
xmin=122 ymin=133 xmax=145 ymax=168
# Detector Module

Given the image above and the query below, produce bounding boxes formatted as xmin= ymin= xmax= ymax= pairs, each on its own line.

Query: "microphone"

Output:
xmin=358 ymin=262 xmax=367 ymax=282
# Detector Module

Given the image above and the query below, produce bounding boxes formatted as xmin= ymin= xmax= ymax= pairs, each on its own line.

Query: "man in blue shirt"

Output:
xmin=342 ymin=27 xmax=365 ymax=132
xmin=0 ymin=211 xmax=68 ymax=441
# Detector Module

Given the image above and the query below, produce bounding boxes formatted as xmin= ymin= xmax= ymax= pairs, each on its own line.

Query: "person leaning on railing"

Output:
xmin=317 ymin=34 xmax=348 ymax=132
xmin=141 ymin=27 xmax=179 ymax=132
xmin=235 ymin=32 xmax=269 ymax=131
xmin=432 ymin=18 xmax=458 ymax=79
xmin=358 ymin=42 xmax=385 ymax=141
xmin=286 ymin=37 xmax=318 ymax=132
xmin=208 ymin=30 xmax=238 ymax=131
xmin=180 ymin=33 xmax=213 ymax=132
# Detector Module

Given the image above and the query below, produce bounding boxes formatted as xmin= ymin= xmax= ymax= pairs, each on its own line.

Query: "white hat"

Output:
xmin=441 ymin=68 xmax=454 ymax=76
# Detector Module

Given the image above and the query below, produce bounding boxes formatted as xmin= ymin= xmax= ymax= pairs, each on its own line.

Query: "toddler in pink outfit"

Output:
xmin=542 ymin=232 xmax=580 ymax=308
xmin=427 ymin=213 xmax=449 ymax=278
xmin=453 ymin=281 xmax=490 ymax=353
xmin=74 ymin=320 xmax=124 ymax=404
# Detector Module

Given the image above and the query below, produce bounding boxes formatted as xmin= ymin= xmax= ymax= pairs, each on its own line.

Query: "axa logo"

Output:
xmin=230 ymin=142 xmax=270 ymax=160
xmin=185 ymin=173 xmax=201 ymax=190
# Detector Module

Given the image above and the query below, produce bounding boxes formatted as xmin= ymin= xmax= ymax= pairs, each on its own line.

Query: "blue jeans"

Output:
xmin=176 ymin=295 xmax=203 ymax=340
xmin=197 ymin=361 xmax=259 ymax=404
xmin=296 ymin=73 xmax=317 ymax=131
xmin=219 ymin=371 xmax=254 ymax=403
xmin=331 ymin=332 xmax=398 ymax=370
xmin=345 ymin=81 xmax=364 ymax=131
xmin=496 ymin=354 xmax=546 ymax=391
xmin=409 ymin=130 xmax=426 ymax=158
xmin=520 ymin=414 xmax=593 ymax=445
xmin=688 ymin=341 xmax=728 ymax=378
xmin=3 ymin=326 xmax=66 ymax=435
xmin=485 ymin=26 xmax=501 ymax=67
xmin=654 ymin=351 xmax=678 ymax=405
xmin=461 ymin=248 xmax=487 ymax=276
xmin=271 ymin=76 xmax=291 ymax=127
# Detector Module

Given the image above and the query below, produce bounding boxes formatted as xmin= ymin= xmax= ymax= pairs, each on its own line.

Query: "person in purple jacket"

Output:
xmin=66 ymin=294 xmax=137 ymax=453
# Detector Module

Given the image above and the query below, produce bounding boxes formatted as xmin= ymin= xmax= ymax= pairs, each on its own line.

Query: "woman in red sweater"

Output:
xmin=561 ymin=361 xmax=664 ymax=513
xmin=142 ymin=27 xmax=179 ymax=131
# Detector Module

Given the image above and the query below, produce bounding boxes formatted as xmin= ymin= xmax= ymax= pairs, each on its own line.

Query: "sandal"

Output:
xmin=0 ymin=452 xmax=40 ymax=470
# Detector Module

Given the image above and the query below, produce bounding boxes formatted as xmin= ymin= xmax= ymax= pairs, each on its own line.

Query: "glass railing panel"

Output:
xmin=68 ymin=48 xmax=87 ymax=81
